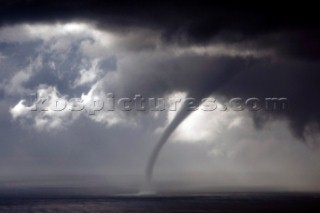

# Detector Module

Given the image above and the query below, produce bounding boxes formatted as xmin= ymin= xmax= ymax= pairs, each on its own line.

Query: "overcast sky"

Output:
xmin=0 ymin=1 xmax=320 ymax=193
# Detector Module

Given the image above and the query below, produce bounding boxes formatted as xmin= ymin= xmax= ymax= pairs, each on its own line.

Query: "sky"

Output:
xmin=0 ymin=1 xmax=320 ymax=193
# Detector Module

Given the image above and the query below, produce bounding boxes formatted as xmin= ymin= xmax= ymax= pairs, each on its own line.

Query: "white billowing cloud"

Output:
xmin=172 ymin=44 xmax=274 ymax=58
xmin=79 ymin=81 xmax=136 ymax=127
xmin=10 ymin=100 xmax=32 ymax=120
xmin=0 ymin=23 xmax=108 ymax=43
xmin=154 ymin=92 xmax=247 ymax=145
xmin=10 ymin=85 xmax=78 ymax=131
xmin=172 ymin=109 xmax=245 ymax=144
xmin=73 ymin=59 xmax=102 ymax=87
xmin=9 ymin=80 xmax=134 ymax=131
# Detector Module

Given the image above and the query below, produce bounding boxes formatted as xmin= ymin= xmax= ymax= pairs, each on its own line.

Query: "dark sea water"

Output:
xmin=0 ymin=192 xmax=320 ymax=212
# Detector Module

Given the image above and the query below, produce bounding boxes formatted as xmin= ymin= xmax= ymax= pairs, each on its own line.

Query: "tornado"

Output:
xmin=145 ymin=98 xmax=194 ymax=188
xmin=143 ymin=58 xmax=244 ymax=191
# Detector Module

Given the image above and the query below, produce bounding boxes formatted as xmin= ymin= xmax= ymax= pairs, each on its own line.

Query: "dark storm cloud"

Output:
xmin=219 ymin=58 xmax=320 ymax=140
xmin=0 ymin=1 xmax=319 ymax=58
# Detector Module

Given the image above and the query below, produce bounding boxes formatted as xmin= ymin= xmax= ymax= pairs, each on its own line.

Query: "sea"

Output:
xmin=0 ymin=191 xmax=320 ymax=212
